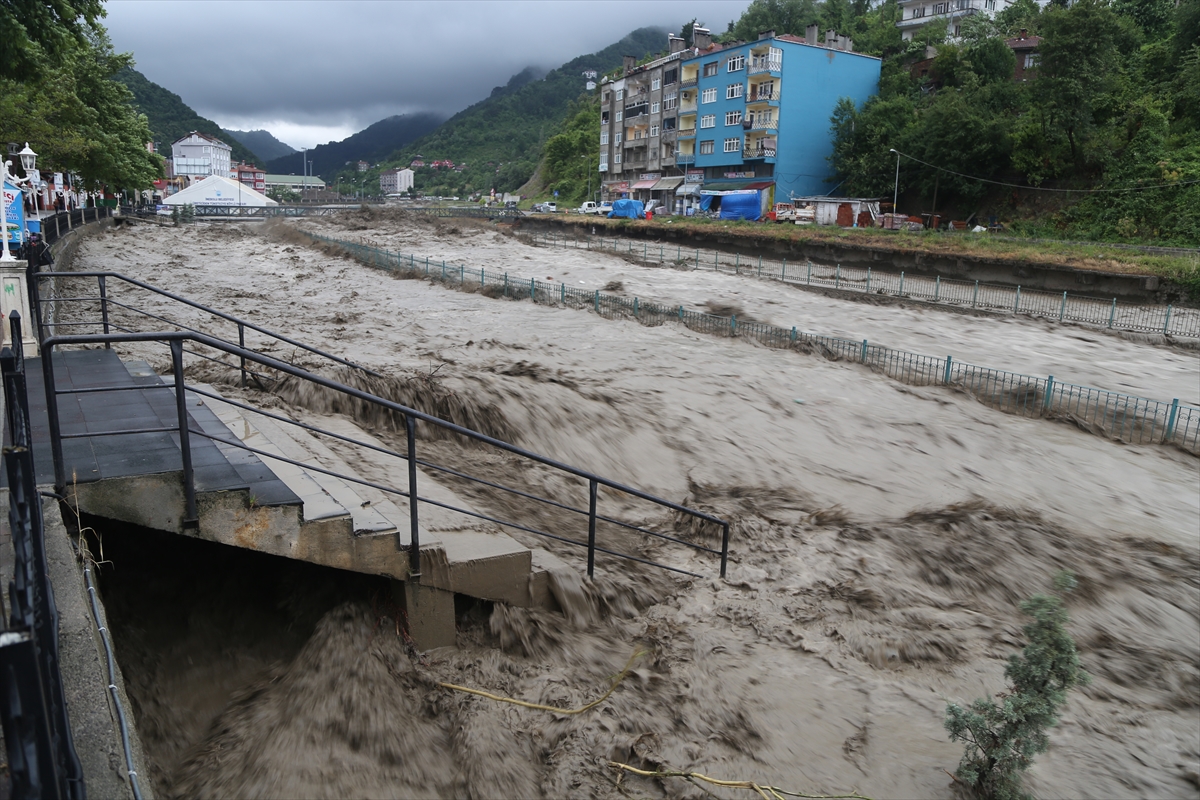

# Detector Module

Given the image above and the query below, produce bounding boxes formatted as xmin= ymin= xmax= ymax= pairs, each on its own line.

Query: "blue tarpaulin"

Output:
xmin=718 ymin=192 xmax=761 ymax=221
xmin=607 ymin=199 xmax=644 ymax=219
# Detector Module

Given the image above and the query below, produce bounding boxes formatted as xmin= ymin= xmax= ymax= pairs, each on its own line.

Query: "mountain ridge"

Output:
xmin=265 ymin=113 xmax=445 ymax=177
xmin=224 ymin=129 xmax=296 ymax=163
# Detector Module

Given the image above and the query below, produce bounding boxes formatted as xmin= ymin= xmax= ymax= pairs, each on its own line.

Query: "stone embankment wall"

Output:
xmin=520 ymin=217 xmax=1182 ymax=305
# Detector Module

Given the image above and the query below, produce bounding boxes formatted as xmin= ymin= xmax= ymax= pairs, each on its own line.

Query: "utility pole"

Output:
xmin=889 ymin=148 xmax=900 ymax=214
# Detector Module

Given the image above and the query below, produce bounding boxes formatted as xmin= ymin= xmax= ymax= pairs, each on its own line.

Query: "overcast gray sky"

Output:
xmin=105 ymin=0 xmax=751 ymax=149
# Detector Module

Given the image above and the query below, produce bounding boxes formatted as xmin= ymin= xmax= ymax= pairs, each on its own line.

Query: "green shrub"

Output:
xmin=944 ymin=572 xmax=1089 ymax=800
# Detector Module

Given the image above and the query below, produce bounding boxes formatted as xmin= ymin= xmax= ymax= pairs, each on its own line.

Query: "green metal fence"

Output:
xmin=525 ymin=230 xmax=1200 ymax=339
xmin=304 ymin=232 xmax=1200 ymax=454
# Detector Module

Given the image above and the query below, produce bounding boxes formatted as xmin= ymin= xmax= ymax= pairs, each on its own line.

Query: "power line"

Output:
xmin=891 ymin=148 xmax=1200 ymax=193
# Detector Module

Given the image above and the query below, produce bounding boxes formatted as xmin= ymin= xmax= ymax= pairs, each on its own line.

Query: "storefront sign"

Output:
xmin=4 ymin=181 xmax=26 ymax=244
xmin=606 ymin=182 xmax=630 ymax=191
xmin=684 ymin=170 xmax=704 ymax=183
xmin=638 ymin=173 xmax=660 ymax=181
xmin=723 ymin=171 xmax=756 ymax=179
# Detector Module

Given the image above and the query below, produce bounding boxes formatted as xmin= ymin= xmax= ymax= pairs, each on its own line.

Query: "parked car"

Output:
xmin=541 ymin=202 xmax=558 ymax=213
xmin=576 ymin=201 xmax=603 ymax=214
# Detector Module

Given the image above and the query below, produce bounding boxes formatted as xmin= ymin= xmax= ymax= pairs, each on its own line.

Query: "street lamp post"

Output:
xmin=889 ymin=148 xmax=900 ymax=214
xmin=18 ymin=143 xmax=39 ymax=220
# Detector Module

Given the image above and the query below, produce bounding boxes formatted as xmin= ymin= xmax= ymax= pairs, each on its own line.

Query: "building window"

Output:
xmin=614 ymin=153 xmax=621 ymax=164
xmin=724 ymin=137 xmax=741 ymax=152
xmin=602 ymin=111 xmax=609 ymax=124
xmin=615 ymin=132 xmax=622 ymax=144
xmin=652 ymin=77 xmax=661 ymax=90
xmin=727 ymin=54 xmax=745 ymax=72
xmin=602 ymin=92 xmax=610 ymax=103
xmin=725 ymin=111 xmax=743 ymax=126
xmin=912 ymin=5 xmax=925 ymax=17
xmin=599 ymin=157 xmax=608 ymax=169
xmin=601 ymin=131 xmax=609 ymax=145
xmin=933 ymin=2 xmax=948 ymax=13
xmin=699 ymin=140 xmax=715 ymax=155
xmin=701 ymin=87 xmax=717 ymax=103
xmin=700 ymin=114 xmax=716 ymax=128
xmin=663 ymin=94 xmax=678 ymax=110
xmin=616 ymin=89 xmax=624 ymax=100
xmin=1025 ymin=53 xmax=1038 ymax=68
xmin=703 ymin=61 xmax=719 ymax=77
xmin=664 ymin=68 xmax=678 ymax=85
xmin=663 ymin=117 xmax=676 ymax=130
xmin=651 ymin=101 xmax=660 ymax=113
xmin=651 ymin=126 xmax=659 ymax=137
xmin=726 ymin=83 xmax=744 ymax=99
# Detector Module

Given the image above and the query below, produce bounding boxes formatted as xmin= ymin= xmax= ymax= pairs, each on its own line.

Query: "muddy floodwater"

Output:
xmin=71 ymin=212 xmax=1199 ymax=799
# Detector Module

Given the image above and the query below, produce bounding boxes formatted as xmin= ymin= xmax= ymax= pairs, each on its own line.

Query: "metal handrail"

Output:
xmin=40 ymin=329 xmax=732 ymax=579
xmin=34 ymin=270 xmax=381 ymax=380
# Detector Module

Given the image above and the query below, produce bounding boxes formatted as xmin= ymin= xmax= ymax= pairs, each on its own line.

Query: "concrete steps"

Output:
xmin=193 ymin=385 xmax=570 ymax=610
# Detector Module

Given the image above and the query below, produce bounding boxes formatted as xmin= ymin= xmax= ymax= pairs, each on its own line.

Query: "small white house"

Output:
xmin=789 ymin=196 xmax=880 ymax=227
xmin=380 ymin=167 xmax=414 ymax=194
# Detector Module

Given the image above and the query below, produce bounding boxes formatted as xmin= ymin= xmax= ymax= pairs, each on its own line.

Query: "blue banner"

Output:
xmin=3 ymin=180 xmax=26 ymax=245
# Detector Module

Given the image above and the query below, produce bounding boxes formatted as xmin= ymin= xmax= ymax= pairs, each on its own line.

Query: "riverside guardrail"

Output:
xmin=525 ymin=230 xmax=1200 ymax=339
xmin=41 ymin=206 xmax=114 ymax=246
xmin=32 ymin=275 xmax=732 ymax=580
xmin=304 ymin=231 xmax=1200 ymax=455
xmin=0 ymin=312 xmax=87 ymax=800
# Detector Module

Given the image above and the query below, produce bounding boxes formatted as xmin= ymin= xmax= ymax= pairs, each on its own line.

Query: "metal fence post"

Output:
xmin=678 ymin=305 xmax=683 ymax=320
xmin=1163 ymin=304 xmax=1173 ymax=335
xmin=860 ymin=339 xmax=868 ymax=363
xmin=1014 ymin=286 xmax=1021 ymax=313
xmin=935 ymin=275 xmax=940 ymax=301
xmin=170 ymin=339 xmax=198 ymax=527
xmin=481 ymin=268 xmax=485 ymax=286
xmin=719 ymin=521 xmax=730 ymax=578
xmin=1043 ymin=375 xmax=1055 ymax=413
xmin=594 ymin=289 xmax=599 ymax=313
xmin=238 ymin=322 xmax=246 ymax=388
xmin=735 ymin=253 xmax=740 ymax=273
xmin=835 ymin=264 xmax=841 ymax=289
xmin=98 ymin=275 xmax=111 ymax=348
xmin=790 ymin=326 xmax=796 ymax=344
xmin=943 ymin=355 xmax=953 ymax=385
xmin=899 ymin=271 xmax=905 ymax=296
xmin=587 ymin=479 xmax=598 ymax=578
xmin=866 ymin=267 xmax=871 ymax=293
xmin=504 ymin=272 xmax=509 ymax=296
xmin=530 ymin=277 xmax=535 ymax=300
xmin=405 ymin=413 xmax=421 ymax=575
xmin=731 ymin=314 xmax=736 ymax=336
xmin=1164 ymin=398 xmax=1179 ymax=442
xmin=807 ymin=260 xmax=812 ymax=285
xmin=1109 ymin=298 xmax=1116 ymax=328
xmin=40 ymin=343 xmax=67 ymax=495
xmin=758 ymin=255 xmax=762 ymax=277
xmin=782 ymin=258 xmax=787 ymax=280
xmin=1059 ymin=292 xmax=1067 ymax=322
xmin=972 ymin=280 xmax=978 ymax=307
xmin=561 ymin=282 xmax=565 ymax=303
xmin=634 ymin=297 xmax=639 ymax=318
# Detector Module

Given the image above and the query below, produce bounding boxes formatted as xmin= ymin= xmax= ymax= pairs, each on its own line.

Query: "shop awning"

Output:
xmin=631 ymin=179 xmax=658 ymax=190
xmin=700 ymin=180 xmax=775 ymax=195
xmin=679 ymin=183 xmax=704 ymax=195
xmin=651 ymin=176 xmax=685 ymax=191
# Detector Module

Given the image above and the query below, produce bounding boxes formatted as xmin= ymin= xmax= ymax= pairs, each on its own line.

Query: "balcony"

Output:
xmin=742 ymin=146 xmax=776 ymax=160
xmin=680 ymin=101 xmax=697 ymax=113
xmin=748 ymin=56 xmax=782 ymax=75
xmin=749 ymin=118 xmax=777 ymax=131
xmin=676 ymin=127 xmax=696 ymax=138
xmin=747 ymin=86 xmax=779 ymax=103
xmin=681 ymin=77 xmax=698 ymax=88
xmin=675 ymin=153 xmax=696 ymax=164
xmin=625 ymin=102 xmax=649 ymax=117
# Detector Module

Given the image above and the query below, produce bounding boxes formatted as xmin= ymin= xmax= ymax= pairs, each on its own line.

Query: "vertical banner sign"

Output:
xmin=3 ymin=180 xmax=25 ymax=245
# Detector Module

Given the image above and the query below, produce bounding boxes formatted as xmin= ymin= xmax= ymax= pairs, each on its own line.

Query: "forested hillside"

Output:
xmin=225 ymin=129 xmax=296 ymax=162
xmin=818 ymin=0 xmax=1199 ymax=244
xmin=349 ymin=26 xmax=665 ymax=197
xmin=266 ymin=113 xmax=445 ymax=177
xmin=116 ymin=67 xmax=262 ymax=165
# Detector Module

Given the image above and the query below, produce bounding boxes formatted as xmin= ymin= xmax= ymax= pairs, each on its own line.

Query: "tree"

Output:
xmin=0 ymin=0 xmax=104 ymax=81
xmin=1026 ymin=0 xmax=1123 ymax=167
xmin=729 ymin=0 xmax=820 ymax=41
xmin=945 ymin=574 xmax=1089 ymax=800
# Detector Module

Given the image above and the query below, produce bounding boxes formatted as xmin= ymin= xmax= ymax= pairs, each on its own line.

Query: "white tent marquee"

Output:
xmin=163 ymin=175 xmax=277 ymax=207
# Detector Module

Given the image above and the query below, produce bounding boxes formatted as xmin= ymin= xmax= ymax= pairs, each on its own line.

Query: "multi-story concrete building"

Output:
xmin=598 ymin=31 xmax=695 ymax=209
xmin=599 ymin=28 xmax=880 ymax=216
xmin=682 ymin=27 xmax=879 ymax=215
xmin=231 ymin=162 xmax=266 ymax=195
xmin=896 ymin=0 xmax=1013 ymax=40
xmin=170 ymin=132 xmax=232 ymax=184
xmin=380 ymin=167 xmax=415 ymax=195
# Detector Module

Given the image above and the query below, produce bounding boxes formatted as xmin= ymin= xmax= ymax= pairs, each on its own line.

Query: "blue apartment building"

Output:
xmin=674 ymin=27 xmax=880 ymax=217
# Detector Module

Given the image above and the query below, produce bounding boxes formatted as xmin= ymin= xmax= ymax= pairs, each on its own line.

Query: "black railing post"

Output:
xmin=39 ymin=342 xmax=67 ymax=496
xmin=719 ymin=522 xmax=730 ymax=578
xmin=170 ymin=340 xmax=198 ymax=527
xmin=587 ymin=479 xmax=598 ymax=577
xmin=404 ymin=413 xmax=420 ymax=576
xmin=238 ymin=323 xmax=246 ymax=388
xmin=98 ymin=276 xmax=110 ymax=348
